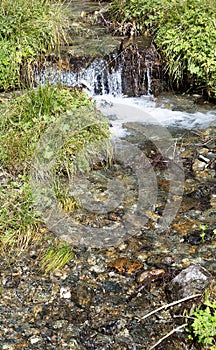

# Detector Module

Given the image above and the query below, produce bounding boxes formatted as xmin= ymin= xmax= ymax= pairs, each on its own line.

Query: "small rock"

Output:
xmin=118 ymin=242 xmax=128 ymax=251
xmin=87 ymin=255 xmax=97 ymax=265
xmin=211 ymin=194 xmax=216 ymax=207
xmin=89 ymin=264 xmax=106 ymax=273
xmin=2 ymin=345 xmax=15 ymax=350
xmin=30 ymin=336 xmax=42 ymax=344
xmin=71 ymin=285 xmax=93 ymax=306
xmin=192 ymin=159 xmax=206 ymax=172
xmin=166 ymin=264 xmax=212 ymax=300
xmin=136 ymin=252 xmax=148 ymax=261
xmin=53 ymin=320 xmax=69 ymax=329
xmin=198 ymin=147 xmax=210 ymax=156
xmin=136 ymin=269 xmax=165 ymax=284
xmin=67 ymin=338 xmax=86 ymax=349
xmin=60 ymin=287 xmax=71 ymax=299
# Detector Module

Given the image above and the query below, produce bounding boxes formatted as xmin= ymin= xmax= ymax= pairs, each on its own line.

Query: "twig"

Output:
xmin=149 ymin=323 xmax=187 ymax=350
xmin=137 ymin=293 xmax=201 ymax=322
xmin=173 ymin=314 xmax=195 ymax=320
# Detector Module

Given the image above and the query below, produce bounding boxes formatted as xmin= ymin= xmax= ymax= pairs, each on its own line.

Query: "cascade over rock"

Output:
xmin=36 ymin=0 xmax=166 ymax=97
xmin=55 ymin=40 xmax=166 ymax=97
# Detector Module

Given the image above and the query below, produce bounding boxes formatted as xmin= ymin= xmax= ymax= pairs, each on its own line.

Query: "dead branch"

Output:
xmin=137 ymin=293 xmax=201 ymax=322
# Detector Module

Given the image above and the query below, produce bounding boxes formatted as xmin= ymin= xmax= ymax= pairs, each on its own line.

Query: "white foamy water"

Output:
xmin=95 ymin=95 xmax=216 ymax=137
xmin=36 ymin=57 xmax=122 ymax=97
xmin=36 ymin=58 xmax=216 ymax=133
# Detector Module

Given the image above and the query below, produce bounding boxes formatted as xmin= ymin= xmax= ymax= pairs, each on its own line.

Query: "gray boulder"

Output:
xmin=166 ymin=264 xmax=212 ymax=300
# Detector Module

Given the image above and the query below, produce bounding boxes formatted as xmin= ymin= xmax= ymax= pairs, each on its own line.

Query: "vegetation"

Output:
xmin=0 ymin=174 xmax=40 ymax=252
xmin=0 ymin=85 xmax=110 ymax=270
xmin=0 ymin=0 xmax=112 ymax=272
xmin=0 ymin=85 xmax=104 ymax=174
xmin=109 ymin=0 xmax=216 ymax=99
xmin=40 ymin=239 xmax=74 ymax=273
xmin=0 ymin=0 xmax=69 ymax=90
xmin=186 ymin=291 xmax=216 ymax=349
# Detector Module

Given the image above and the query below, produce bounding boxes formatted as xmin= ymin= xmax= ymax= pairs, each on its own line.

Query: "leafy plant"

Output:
xmin=200 ymin=224 xmax=208 ymax=242
xmin=153 ymin=0 xmax=216 ymax=98
xmin=187 ymin=292 xmax=216 ymax=349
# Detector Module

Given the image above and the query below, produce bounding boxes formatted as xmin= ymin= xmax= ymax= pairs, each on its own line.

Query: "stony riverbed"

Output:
xmin=0 ymin=123 xmax=215 ymax=350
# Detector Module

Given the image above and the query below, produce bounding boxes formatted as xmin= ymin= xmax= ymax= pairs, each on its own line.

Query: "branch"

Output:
xmin=149 ymin=323 xmax=188 ymax=350
xmin=137 ymin=293 xmax=201 ymax=322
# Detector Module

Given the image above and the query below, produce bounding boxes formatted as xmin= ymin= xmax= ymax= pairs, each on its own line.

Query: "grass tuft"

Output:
xmin=0 ymin=0 xmax=70 ymax=90
xmin=41 ymin=240 xmax=74 ymax=273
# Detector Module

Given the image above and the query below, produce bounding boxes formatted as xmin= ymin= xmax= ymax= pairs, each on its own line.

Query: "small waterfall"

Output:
xmin=146 ymin=66 xmax=152 ymax=95
xmin=81 ymin=56 xmax=122 ymax=96
xmin=36 ymin=44 xmax=165 ymax=97
xmin=37 ymin=56 xmax=123 ymax=96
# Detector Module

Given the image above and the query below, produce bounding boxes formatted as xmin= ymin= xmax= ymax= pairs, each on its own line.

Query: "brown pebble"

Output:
xmin=108 ymin=213 xmax=121 ymax=222
xmin=108 ymin=257 xmax=144 ymax=275
xmin=136 ymin=268 xmax=165 ymax=284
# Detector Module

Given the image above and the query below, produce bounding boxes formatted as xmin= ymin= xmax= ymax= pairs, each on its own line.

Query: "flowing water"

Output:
xmin=36 ymin=0 xmax=216 ymax=262
xmin=33 ymin=2 xmax=216 ymax=265
xmin=38 ymin=55 xmax=216 ymax=132
xmin=37 ymin=51 xmax=216 ymax=268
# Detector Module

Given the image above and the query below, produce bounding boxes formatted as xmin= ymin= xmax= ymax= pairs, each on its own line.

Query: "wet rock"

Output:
xmin=198 ymin=147 xmax=211 ymax=156
xmin=92 ymin=334 xmax=113 ymax=348
xmin=211 ymin=193 xmax=216 ymax=208
xmin=136 ymin=251 xmax=149 ymax=262
xmin=30 ymin=336 xmax=42 ymax=345
xmin=53 ymin=319 xmax=69 ymax=329
xmin=71 ymin=284 xmax=93 ymax=307
xmin=166 ymin=264 xmax=212 ymax=300
xmin=146 ymin=253 xmax=175 ymax=268
xmin=60 ymin=286 xmax=71 ymax=299
xmin=66 ymin=338 xmax=86 ymax=350
xmin=102 ymin=280 xmax=122 ymax=293
xmin=136 ymin=269 xmax=165 ymax=284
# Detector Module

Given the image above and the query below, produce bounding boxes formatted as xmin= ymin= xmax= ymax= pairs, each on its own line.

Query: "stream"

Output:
xmin=1 ymin=1 xmax=215 ymax=350
xmin=35 ymin=0 xmax=216 ymax=259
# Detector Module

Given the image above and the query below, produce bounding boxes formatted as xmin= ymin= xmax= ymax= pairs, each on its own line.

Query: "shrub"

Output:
xmin=152 ymin=0 xmax=216 ymax=98
xmin=109 ymin=0 xmax=216 ymax=99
